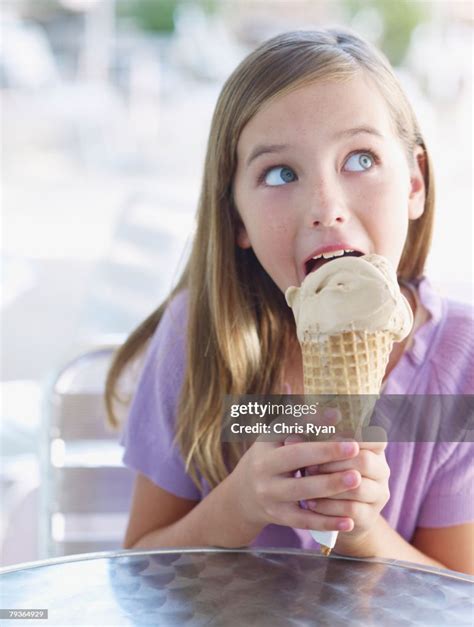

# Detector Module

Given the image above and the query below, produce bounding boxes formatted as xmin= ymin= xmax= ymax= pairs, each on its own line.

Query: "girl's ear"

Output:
xmin=408 ymin=146 xmax=426 ymax=220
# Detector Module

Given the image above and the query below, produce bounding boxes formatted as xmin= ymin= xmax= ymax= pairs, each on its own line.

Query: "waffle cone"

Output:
xmin=302 ymin=330 xmax=393 ymax=432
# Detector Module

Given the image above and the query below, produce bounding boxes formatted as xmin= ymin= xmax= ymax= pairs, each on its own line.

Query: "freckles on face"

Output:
xmin=238 ymin=197 xmax=299 ymax=291
xmin=362 ymin=162 xmax=412 ymax=265
xmin=233 ymin=75 xmax=418 ymax=289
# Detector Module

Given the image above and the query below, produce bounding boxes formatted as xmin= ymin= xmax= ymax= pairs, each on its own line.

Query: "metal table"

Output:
xmin=1 ymin=548 xmax=472 ymax=626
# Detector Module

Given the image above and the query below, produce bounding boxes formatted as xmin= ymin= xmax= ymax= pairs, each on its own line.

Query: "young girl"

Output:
xmin=106 ymin=29 xmax=473 ymax=574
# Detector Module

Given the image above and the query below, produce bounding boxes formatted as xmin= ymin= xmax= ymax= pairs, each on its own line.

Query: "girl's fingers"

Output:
xmin=254 ymin=411 xmax=342 ymax=446
xmin=306 ymin=498 xmax=370 ymax=520
xmin=275 ymin=469 xmax=362 ymax=502
xmin=268 ymin=440 xmax=359 ymax=475
xmin=324 ymin=478 xmax=383 ymax=503
xmin=330 ymin=429 xmax=387 ymax=452
xmin=284 ymin=503 xmax=354 ymax=533
xmin=314 ymin=449 xmax=390 ymax=481
xmin=298 ymin=407 xmax=342 ymax=428
xmin=359 ymin=427 xmax=388 ymax=450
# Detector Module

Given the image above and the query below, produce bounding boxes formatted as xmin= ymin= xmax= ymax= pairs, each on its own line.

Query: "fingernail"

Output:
xmin=337 ymin=520 xmax=352 ymax=531
xmin=340 ymin=442 xmax=355 ymax=456
xmin=343 ymin=471 xmax=358 ymax=487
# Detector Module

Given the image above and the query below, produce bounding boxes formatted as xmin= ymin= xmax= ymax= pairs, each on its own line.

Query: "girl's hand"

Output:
xmin=229 ymin=425 xmax=362 ymax=536
xmin=303 ymin=434 xmax=390 ymax=553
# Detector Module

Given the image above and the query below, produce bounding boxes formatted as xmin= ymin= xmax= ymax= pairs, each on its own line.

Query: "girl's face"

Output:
xmin=233 ymin=74 xmax=426 ymax=292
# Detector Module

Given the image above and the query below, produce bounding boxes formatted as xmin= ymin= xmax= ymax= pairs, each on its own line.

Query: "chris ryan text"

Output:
xmin=230 ymin=423 xmax=336 ymax=436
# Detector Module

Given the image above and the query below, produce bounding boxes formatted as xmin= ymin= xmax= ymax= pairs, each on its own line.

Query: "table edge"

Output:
xmin=1 ymin=547 xmax=473 ymax=582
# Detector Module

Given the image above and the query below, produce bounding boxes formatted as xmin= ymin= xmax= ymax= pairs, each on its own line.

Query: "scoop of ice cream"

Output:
xmin=285 ymin=254 xmax=413 ymax=342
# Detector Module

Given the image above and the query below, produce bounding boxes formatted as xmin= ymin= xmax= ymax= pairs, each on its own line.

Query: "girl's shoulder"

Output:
xmin=414 ymin=279 xmax=473 ymax=393
xmin=442 ymin=296 xmax=473 ymax=337
xmin=159 ymin=289 xmax=189 ymax=331
xmin=430 ymin=290 xmax=473 ymax=360
xmin=150 ymin=289 xmax=189 ymax=353
xmin=132 ymin=289 xmax=189 ymax=390
xmin=122 ymin=289 xmax=189 ymax=431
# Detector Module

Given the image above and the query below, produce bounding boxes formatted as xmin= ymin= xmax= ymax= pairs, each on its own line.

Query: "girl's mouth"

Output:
xmin=304 ymin=249 xmax=365 ymax=276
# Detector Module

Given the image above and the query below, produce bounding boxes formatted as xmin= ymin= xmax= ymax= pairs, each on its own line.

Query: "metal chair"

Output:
xmin=42 ymin=340 xmax=136 ymax=558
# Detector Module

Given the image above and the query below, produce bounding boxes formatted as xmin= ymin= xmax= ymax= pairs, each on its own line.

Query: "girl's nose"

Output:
xmin=306 ymin=197 xmax=348 ymax=228
xmin=310 ymin=211 xmax=346 ymax=228
xmin=305 ymin=179 xmax=349 ymax=228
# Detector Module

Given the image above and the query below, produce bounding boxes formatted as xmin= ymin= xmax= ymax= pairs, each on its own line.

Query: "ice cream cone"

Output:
xmin=301 ymin=329 xmax=392 ymax=433
xmin=285 ymin=253 xmax=414 ymax=556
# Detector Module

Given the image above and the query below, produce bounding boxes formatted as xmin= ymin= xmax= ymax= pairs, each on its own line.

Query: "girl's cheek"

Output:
xmin=349 ymin=176 xmax=386 ymax=201
xmin=268 ymin=224 xmax=294 ymax=243
xmin=258 ymin=203 xmax=295 ymax=227
xmin=373 ymin=176 xmax=410 ymax=204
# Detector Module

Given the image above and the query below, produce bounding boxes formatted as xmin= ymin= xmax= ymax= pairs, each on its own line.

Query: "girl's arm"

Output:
xmin=123 ymin=472 xmax=264 ymax=550
xmin=412 ymin=523 xmax=474 ymax=574
xmin=125 ymin=439 xmax=363 ymax=550
xmin=305 ymin=437 xmax=474 ymax=575
xmin=123 ymin=474 xmax=198 ymax=549
xmin=335 ymin=516 xmax=474 ymax=575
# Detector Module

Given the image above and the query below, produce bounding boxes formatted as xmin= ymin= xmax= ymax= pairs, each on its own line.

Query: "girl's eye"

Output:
xmin=263 ymin=166 xmax=297 ymax=186
xmin=344 ymin=151 xmax=377 ymax=172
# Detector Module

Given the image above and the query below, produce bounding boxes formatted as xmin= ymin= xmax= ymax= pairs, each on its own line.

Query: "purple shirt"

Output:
xmin=120 ymin=278 xmax=474 ymax=549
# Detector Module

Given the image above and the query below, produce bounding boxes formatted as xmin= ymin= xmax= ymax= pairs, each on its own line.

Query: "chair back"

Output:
xmin=45 ymin=343 xmax=135 ymax=558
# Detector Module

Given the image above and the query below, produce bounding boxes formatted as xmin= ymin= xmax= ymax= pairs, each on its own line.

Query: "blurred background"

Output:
xmin=1 ymin=0 xmax=472 ymax=566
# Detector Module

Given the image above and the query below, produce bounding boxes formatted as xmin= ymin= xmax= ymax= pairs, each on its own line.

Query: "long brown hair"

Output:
xmin=105 ymin=28 xmax=435 ymax=490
